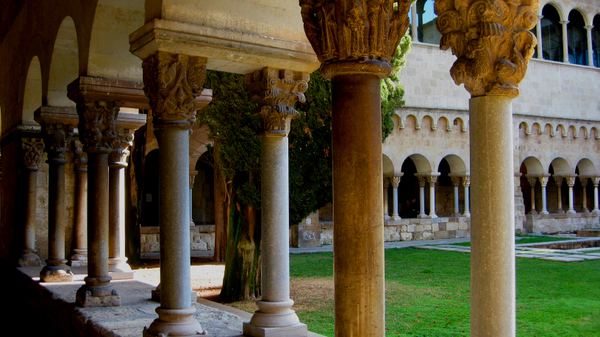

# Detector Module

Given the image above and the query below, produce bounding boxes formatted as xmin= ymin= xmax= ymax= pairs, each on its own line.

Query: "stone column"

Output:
xmin=411 ymin=2 xmax=418 ymax=42
xmin=580 ymin=178 xmax=589 ymax=213
xmin=561 ymin=20 xmax=570 ymax=63
xmin=383 ymin=177 xmax=391 ymax=220
xmin=300 ymin=1 xmax=411 ymax=334
xmin=141 ymin=52 xmax=205 ymax=337
xmin=390 ymin=175 xmax=402 ymax=220
xmin=417 ymin=176 xmax=427 ymax=218
xmin=527 ymin=176 xmax=538 ymax=214
xmin=435 ymin=1 xmax=538 ymax=335
xmin=40 ymin=124 xmax=74 ymax=282
xmin=536 ymin=15 xmax=543 ymax=58
xmin=566 ymin=176 xmax=576 ymax=214
xmin=244 ymin=67 xmax=309 ymax=336
xmin=592 ymin=177 xmax=600 ymax=215
xmin=585 ymin=25 xmax=594 ymax=67
xmin=427 ymin=175 xmax=438 ymax=219
xmin=74 ymin=100 xmax=121 ymax=307
xmin=108 ymin=130 xmax=134 ymax=274
xmin=189 ymin=170 xmax=198 ymax=227
xmin=69 ymin=140 xmax=88 ymax=266
xmin=451 ymin=176 xmax=461 ymax=216
xmin=462 ymin=176 xmax=470 ymax=217
xmin=18 ymin=137 xmax=45 ymax=267
xmin=555 ymin=177 xmax=564 ymax=213
xmin=539 ymin=176 xmax=549 ymax=214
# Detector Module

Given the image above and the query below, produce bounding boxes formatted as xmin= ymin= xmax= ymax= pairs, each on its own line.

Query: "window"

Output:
xmin=541 ymin=5 xmax=563 ymax=62
xmin=567 ymin=10 xmax=587 ymax=65
xmin=416 ymin=0 xmax=441 ymax=45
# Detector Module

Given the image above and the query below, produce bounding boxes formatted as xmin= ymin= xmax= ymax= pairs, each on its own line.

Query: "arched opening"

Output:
xmin=192 ymin=151 xmax=215 ymax=226
xmin=437 ymin=155 xmax=467 ymax=217
xmin=22 ymin=56 xmax=42 ymax=125
xmin=541 ymin=4 xmax=563 ymax=62
xmin=575 ymin=159 xmax=596 ymax=212
xmin=593 ymin=15 xmax=600 ymax=67
xmin=47 ymin=17 xmax=78 ymax=107
xmin=399 ymin=157 xmax=419 ymax=218
xmin=548 ymin=158 xmax=571 ymax=213
xmin=141 ymin=149 xmax=159 ymax=227
xmin=567 ymin=10 xmax=588 ymax=65
xmin=520 ymin=157 xmax=544 ymax=214
xmin=415 ymin=0 xmax=441 ymax=45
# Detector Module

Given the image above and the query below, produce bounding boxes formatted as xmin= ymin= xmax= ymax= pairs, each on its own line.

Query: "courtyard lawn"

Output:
xmin=282 ymin=248 xmax=600 ymax=337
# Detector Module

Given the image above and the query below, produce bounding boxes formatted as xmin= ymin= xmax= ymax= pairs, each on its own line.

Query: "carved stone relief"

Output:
xmin=22 ymin=137 xmax=45 ymax=169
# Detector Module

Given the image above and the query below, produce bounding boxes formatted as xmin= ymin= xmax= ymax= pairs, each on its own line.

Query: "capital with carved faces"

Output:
xmin=76 ymin=100 xmax=120 ymax=154
xmin=43 ymin=124 xmax=74 ymax=163
xmin=22 ymin=137 xmax=45 ymax=170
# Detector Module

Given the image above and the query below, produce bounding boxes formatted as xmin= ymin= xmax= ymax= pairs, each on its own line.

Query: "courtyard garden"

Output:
xmin=230 ymin=243 xmax=600 ymax=336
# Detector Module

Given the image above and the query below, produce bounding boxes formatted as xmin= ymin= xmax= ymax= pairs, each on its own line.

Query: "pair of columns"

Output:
xmin=383 ymin=174 xmax=402 ymax=220
xmin=416 ymin=174 xmax=439 ymax=219
xmin=534 ymin=15 xmax=596 ymax=66
xmin=527 ymin=175 xmax=600 ymax=215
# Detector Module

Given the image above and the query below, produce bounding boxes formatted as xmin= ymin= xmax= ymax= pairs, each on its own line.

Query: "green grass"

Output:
xmin=453 ymin=235 xmax=575 ymax=247
xmin=290 ymin=248 xmax=600 ymax=337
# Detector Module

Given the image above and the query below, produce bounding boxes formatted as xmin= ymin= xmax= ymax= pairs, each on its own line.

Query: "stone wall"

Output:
xmin=140 ymin=225 xmax=215 ymax=254
xmin=525 ymin=213 xmax=600 ymax=234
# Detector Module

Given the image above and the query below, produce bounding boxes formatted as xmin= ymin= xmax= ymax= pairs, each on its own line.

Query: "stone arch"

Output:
xmin=532 ymin=122 xmax=543 ymax=135
xmin=521 ymin=156 xmax=545 ymax=176
xmin=556 ymin=124 xmax=567 ymax=137
xmin=422 ymin=115 xmax=435 ymax=131
xmin=591 ymin=126 xmax=600 ymax=139
xmin=47 ymin=16 xmax=79 ymax=107
xmin=544 ymin=123 xmax=555 ymax=137
xmin=438 ymin=116 xmax=451 ymax=131
xmin=519 ymin=121 xmax=530 ymax=135
xmin=406 ymin=114 xmax=420 ymax=130
xmin=575 ymin=158 xmax=596 ymax=177
xmin=541 ymin=3 xmax=564 ymax=62
xmin=437 ymin=154 xmax=467 ymax=175
xmin=568 ymin=125 xmax=577 ymax=139
xmin=382 ymin=153 xmax=395 ymax=176
xmin=568 ymin=9 xmax=589 ymax=65
xmin=407 ymin=153 xmax=433 ymax=173
xmin=22 ymin=56 xmax=42 ymax=125
xmin=85 ymin=0 xmax=144 ymax=80
xmin=452 ymin=117 xmax=467 ymax=132
xmin=549 ymin=157 xmax=572 ymax=176
xmin=192 ymin=151 xmax=215 ymax=226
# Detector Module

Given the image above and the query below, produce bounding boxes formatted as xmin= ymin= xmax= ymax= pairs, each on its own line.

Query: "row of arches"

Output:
xmin=397 ymin=114 xmax=468 ymax=132
xmin=519 ymin=121 xmax=600 ymax=139
xmin=407 ymin=0 xmax=600 ymax=68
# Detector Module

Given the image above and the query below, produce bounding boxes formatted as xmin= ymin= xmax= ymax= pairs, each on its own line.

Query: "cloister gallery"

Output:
xmin=0 ymin=0 xmax=598 ymax=336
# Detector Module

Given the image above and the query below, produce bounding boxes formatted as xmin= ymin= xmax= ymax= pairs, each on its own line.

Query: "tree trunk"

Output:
xmin=219 ymin=176 xmax=261 ymax=302
xmin=213 ymin=142 xmax=229 ymax=262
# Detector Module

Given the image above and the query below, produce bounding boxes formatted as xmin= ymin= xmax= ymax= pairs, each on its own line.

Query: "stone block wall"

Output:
xmin=525 ymin=213 xmax=600 ymax=234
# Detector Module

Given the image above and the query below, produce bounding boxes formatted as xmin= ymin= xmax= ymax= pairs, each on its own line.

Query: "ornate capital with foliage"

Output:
xmin=43 ymin=124 xmax=74 ymax=163
xmin=21 ymin=137 xmax=45 ymax=169
xmin=109 ymin=130 xmax=135 ymax=167
xmin=246 ymin=68 xmax=309 ymax=137
xmin=142 ymin=52 xmax=207 ymax=129
xmin=300 ymin=0 xmax=411 ymax=78
xmin=435 ymin=0 xmax=539 ymax=98
xmin=76 ymin=100 xmax=120 ymax=154
xmin=462 ymin=176 xmax=471 ymax=188
xmin=72 ymin=139 xmax=88 ymax=170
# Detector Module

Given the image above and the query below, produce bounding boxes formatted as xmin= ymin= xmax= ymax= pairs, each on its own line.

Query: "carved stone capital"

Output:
xmin=383 ymin=177 xmax=390 ymax=188
xmin=566 ymin=176 xmax=576 ymax=187
xmin=451 ymin=176 xmax=461 ymax=187
xmin=462 ymin=176 xmax=470 ymax=188
xmin=246 ymin=67 xmax=309 ymax=137
xmin=427 ymin=175 xmax=438 ymax=185
xmin=435 ymin=0 xmax=540 ymax=98
xmin=43 ymin=124 xmax=74 ymax=163
xmin=142 ymin=51 xmax=207 ymax=130
xmin=593 ymin=177 xmax=600 ymax=187
xmin=554 ymin=177 xmax=564 ymax=186
xmin=22 ymin=137 xmax=45 ymax=169
xmin=580 ymin=178 xmax=589 ymax=187
xmin=527 ymin=177 xmax=537 ymax=187
xmin=109 ymin=130 xmax=135 ymax=167
xmin=72 ymin=140 xmax=88 ymax=170
xmin=300 ymin=0 xmax=411 ymax=78
xmin=76 ymin=100 xmax=120 ymax=154
xmin=189 ymin=170 xmax=198 ymax=189
xmin=417 ymin=176 xmax=427 ymax=187
xmin=391 ymin=176 xmax=401 ymax=188
xmin=539 ymin=176 xmax=549 ymax=187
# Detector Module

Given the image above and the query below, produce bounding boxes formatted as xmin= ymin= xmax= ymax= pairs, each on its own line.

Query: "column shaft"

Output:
xmin=70 ymin=167 xmax=88 ymax=265
xmin=586 ymin=26 xmax=594 ymax=67
xmin=419 ymin=185 xmax=426 ymax=218
xmin=469 ymin=96 xmax=515 ymax=336
xmin=19 ymin=168 xmax=41 ymax=266
xmin=383 ymin=178 xmax=390 ymax=219
xmin=561 ymin=21 xmax=569 ymax=63
xmin=536 ymin=15 xmax=543 ymax=58
xmin=540 ymin=180 xmax=549 ymax=214
xmin=332 ymin=73 xmax=384 ymax=336
xmin=428 ymin=177 xmax=438 ymax=218
xmin=593 ymin=180 xmax=600 ymax=214
xmin=463 ymin=184 xmax=470 ymax=216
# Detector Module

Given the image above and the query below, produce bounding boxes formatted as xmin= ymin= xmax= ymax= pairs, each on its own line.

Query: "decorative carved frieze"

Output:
xmin=72 ymin=140 xmax=88 ymax=170
xmin=76 ymin=101 xmax=120 ymax=154
xmin=300 ymin=0 xmax=411 ymax=77
xmin=22 ymin=137 xmax=45 ymax=169
xmin=44 ymin=124 xmax=74 ymax=163
xmin=246 ymin=67 xmax=309 ymax=137
xmin=435 ymin=0 xmax=539 ymax=97
xmin=142 ymin=52 xmax=207 ymax=129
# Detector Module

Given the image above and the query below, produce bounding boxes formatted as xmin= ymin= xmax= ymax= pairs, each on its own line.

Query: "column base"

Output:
xmin=452 ymin=212 xmax=462 ymax=217
xmin=151 ymin=284 xmax=197 ymax=305
xmin=417 ymin=213 xmax=427 ymax=219
xmin=567 ymin=210 xmax=576 ymax=215
xmin=243 ymin=322 xmax=308 ymax=337
xmin=529 ymin=210 xmax=538 ymax=215
xmin=582 ymin=207 xmax=589 ymax=213
xmin=69 ymin=249 xmax=88 ymax=267
xmin=143 ymin=307 xmax=205 ymax=337
xmin=108 ymin=258 xmax=134 ymax=279
xmin=390 ymin=215 xmax=400 ymax=220
xmin=557 ymin=210 xmax=565 ymax=214
xmin=384 ymin=215 xmax=391 ymax=220
xmin=429 ymin=214 xmax=438 ymax=219
xmin=245 ymin=299 xmax=302 ymax=333
xmin=592 ymin=209 xmax=600 ymax=216
xmin=76 ymin=284 xmax=121 ymax=307
xmin=18 ymin=251 xmax=42 ymax=267
xmin=462 ymin=212 xmax=471 ymax=217
xmin=40 ymin=262 xmax=73 ymax=282
xmin=540 ymin=210 xmax=549 ymax=215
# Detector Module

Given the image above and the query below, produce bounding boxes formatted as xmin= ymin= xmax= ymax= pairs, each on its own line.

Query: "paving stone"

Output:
xmin=539 ymin=256 xmax=585 ymax=262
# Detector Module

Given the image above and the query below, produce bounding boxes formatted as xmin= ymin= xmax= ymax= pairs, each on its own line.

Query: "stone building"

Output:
xmin=0 ymin=0 xmax=597 ymax=336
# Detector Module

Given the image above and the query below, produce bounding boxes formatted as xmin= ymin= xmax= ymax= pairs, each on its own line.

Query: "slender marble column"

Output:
xmin=40 ymin=124 xmax=74 ymax=282
xmin=451 ymin=176 xmax=461 ymax=216
xmin=69 ymin=140 xmax=88 ymax=266
xmin=390 ymin=175 xmax=402 ymax=220
xmin=580 ymin=178 xmax=589 ymax=213
xmin=539 ymin=176 xmax=550 ymax=214
xmin=536 ymin=15 xmax=544 ymax=58
xmin=593 ymin=177 xmax=600 ymax=215
xmin=527 ymin=177 xmax=538 ymax=214
xmin=300 ymin=1 xmax=411 ymax=334
xmin=566 ymin=176 xmax=576 ymax=214
xmin=585 ymin=26 xmax=594 ymax=67
xmin=427 ymin=175 xmax=438 ymax=219
xmin=411 ymin=2 xmax=418 ymax=42
xmin=141 ymin=52 xmax=205 ymax=337
xmin=18 ymin=137 xmax=45 ymax=267
xmin=417 ymin=176 xmax=427 ymax=218
xmin=108 ymin=131 xmax=134 ymax=274
xmin=561 ymin=20 xmax=570 ymax=63
xmin=383 ymin=177 xmax=391 ymax=219
xmin=189 ymin=170 xmax=198 ymax=227
xmin=244 ymin=67 xmax=308 ymax=336
xmin=462 ymin=176 xmax=470 ymax=217
xmin=555 ymin=177 xmax=564 ymax=213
